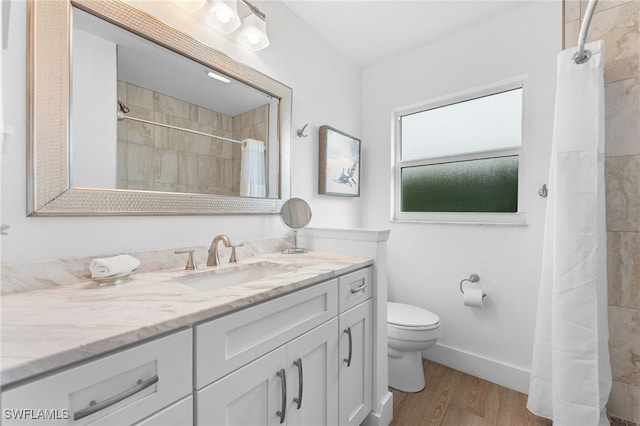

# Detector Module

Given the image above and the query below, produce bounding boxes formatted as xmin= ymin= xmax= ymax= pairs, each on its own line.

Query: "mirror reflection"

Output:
xmin=71 ymin=7 xmax=279 ymax=198
xmin=280 ymin=198 xmax=312 ymax=254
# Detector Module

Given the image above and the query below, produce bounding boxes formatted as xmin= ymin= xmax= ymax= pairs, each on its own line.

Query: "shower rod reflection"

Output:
xmin=116 ymin=103 xmax=242 ymax=145
xmin=575 ymin=0 xmax=598 ymax=64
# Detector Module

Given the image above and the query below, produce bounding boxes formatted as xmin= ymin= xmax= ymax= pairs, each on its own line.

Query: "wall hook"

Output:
xmin=538 ymin=184 xmax=548 ymax=198
xmin=296 ymin=123 xmax=309 ymax=138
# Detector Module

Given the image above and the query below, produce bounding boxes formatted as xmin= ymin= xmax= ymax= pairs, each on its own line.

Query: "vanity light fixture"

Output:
xmin=181 ymin=0 xmax=270 ymax=51
xmin=206 ymin=0 xmax=242 ymax=34
xmin=206 ymin=70 xmax=231 ymax=83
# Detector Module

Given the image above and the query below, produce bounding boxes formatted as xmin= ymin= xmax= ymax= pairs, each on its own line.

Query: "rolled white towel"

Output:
xmin=90 ymin=254 xmax=140 ymax=278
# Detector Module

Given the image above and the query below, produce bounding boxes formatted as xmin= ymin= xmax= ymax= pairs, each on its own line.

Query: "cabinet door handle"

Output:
xmin=344 ymin=327 xmax=353 ymax=367
xmin=293 ymin=358 xmax=303 ymax=409
xmin=350 ymin=282 xmax=367 ymax=294
xmin=276 ymin=368 xmax=286 ymax=424
xmin=73 ymin=375 xmax=159 ymax=421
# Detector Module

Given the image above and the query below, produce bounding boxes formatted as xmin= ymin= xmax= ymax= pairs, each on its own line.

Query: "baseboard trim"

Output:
xmin=362 ymin=391 xmax=394 ymax=426
xmin=423 ymin=343 xmax=531 ymax=394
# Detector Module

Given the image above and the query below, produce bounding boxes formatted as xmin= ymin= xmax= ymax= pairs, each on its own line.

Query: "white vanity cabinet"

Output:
xmin=197 ymin=318 xmax=339 ymax=426
xmin=0 ymin=265 xmax=374 ymax=426
xmin=195 ymin=266 xmax=373 ymax=426
xmin=1 ymin=329 xmax=192 ymax=426
xmin=339 ymin=300 xmax=373 ymax=426
xmin=195 ymin=279 xmax=340 ymax=426
xmin=194 ymin=279 xmax=338 ymax=389
xmin=338 ymin=269 xmax=373 ymax=426
xmin=285 ymin=318 xmax=339 ymax=426
xmin=197 ymin=345 xmax=287 ymax=426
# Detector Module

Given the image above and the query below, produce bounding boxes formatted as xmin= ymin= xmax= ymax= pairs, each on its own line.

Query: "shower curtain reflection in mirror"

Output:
xmin=240 ymin=139 xmax=266 ymax=198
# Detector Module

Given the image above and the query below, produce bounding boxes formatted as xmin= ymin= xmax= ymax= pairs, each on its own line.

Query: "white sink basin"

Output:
xmin=175 ymin=262 xmax=292 ymax=292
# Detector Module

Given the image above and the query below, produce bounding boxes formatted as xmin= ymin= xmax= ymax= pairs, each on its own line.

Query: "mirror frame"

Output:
xmin=26 ymin=0 xmax=291 ymax=216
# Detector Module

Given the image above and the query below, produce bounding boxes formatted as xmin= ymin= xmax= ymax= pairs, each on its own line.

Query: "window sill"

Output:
xmin=392 ymin=212 xmax=528 ymax=226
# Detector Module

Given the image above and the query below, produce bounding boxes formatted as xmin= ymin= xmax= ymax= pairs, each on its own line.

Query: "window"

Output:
xmin=394 ymin=81 xmax=526 ymax=224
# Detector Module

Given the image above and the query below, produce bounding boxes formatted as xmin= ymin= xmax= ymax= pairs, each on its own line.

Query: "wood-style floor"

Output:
xmin=389 ymin=359 xmax=552 ymax=426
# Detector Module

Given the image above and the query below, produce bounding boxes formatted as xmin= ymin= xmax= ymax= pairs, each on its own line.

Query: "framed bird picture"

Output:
xmin=318 ymin=125 xmax=361 ymax=197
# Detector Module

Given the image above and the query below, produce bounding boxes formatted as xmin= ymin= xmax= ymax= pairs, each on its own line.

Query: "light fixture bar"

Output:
xmin=238 ymin=0 xmax=265 ymax=20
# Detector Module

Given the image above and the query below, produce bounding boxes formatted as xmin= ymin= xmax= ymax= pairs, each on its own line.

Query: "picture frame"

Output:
xmin=318 ymin=125 xmax=361 ymax=197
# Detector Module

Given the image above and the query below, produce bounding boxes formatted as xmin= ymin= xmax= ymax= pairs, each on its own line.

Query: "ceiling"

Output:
xmin=280 ymin=1 xmax=533 ymax=68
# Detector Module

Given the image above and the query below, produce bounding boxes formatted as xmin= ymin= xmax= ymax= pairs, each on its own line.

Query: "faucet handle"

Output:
xmin=229 ymin=243 xmax=244 ymax=264
xmin=175 ymin=249 xmax=197 ymax=270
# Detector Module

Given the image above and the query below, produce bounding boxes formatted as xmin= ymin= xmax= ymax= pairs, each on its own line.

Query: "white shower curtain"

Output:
xmin=240 ymin=138 xmax=266 ymax=197
xmin=527 ymin=40 xmax=611 ymax=425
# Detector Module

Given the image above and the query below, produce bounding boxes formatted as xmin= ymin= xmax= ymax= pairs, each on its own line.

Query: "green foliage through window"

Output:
xmin=401 ymin=156 xmax=519 ymax=213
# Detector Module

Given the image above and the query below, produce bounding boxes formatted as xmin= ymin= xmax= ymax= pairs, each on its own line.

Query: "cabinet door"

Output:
xmin=338 ymin=300 xmax=373 ymax=426
xmin=285 ymin=318 xmax=339 ymax=426
xmin=197 ymin=347 xmax=287 ymax=426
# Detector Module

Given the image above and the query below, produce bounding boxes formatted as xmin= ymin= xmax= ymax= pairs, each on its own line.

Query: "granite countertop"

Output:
xmin=0 ymin=251 xmax=372 ymax=387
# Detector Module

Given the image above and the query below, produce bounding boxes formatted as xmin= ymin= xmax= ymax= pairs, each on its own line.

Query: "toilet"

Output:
xmin=387 ymin=301 xmax=441 ymax=392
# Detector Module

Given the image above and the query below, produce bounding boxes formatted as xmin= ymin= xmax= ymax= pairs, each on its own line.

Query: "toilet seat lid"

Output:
xmin=388 ymin=302 xmax=440 ymax=328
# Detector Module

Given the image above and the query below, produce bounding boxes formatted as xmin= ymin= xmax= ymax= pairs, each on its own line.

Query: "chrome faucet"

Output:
xmin=207 ymin=234 xmax=232 ymax=266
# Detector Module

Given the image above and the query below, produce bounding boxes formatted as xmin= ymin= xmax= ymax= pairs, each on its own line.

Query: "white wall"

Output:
xmin=71 ymin=28 xmax=118 ymax=189
xmin=361 ymin=1 xmax=562 ymax=392
xmin=1 ymin=0 xmax=362 ymax=264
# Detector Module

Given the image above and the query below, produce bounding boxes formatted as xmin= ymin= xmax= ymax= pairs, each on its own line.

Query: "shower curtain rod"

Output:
xmin=575 ymin=0 xmax=598 ymax=64
xmin=116 ymin=102 xmax=243 ymax=145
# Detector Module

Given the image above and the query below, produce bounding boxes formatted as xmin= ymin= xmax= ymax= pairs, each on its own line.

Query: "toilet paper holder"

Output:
xmin=459 ymin=274 xmax=486 ymax=298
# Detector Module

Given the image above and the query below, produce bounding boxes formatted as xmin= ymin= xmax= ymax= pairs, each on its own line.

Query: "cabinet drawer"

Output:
xmin=133 ymin=395 xmax=192 ymax=426
xmin=338 ymin=267 xmax=372 ymax=313
xmin=1 ymin=329 xmax=192 ymax=426
xmin=195 ymin=279 xmax=338 ymax=388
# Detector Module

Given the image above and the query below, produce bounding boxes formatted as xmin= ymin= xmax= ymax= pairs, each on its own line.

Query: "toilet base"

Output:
xmin=388 ymin=350 xmax=425 ymax=393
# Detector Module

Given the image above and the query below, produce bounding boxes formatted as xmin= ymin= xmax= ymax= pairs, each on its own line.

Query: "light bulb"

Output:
xmin=237 ymin=13 xmax=270 ymax=51
xmin=215 ymin=8 xmax=231 ymax=24
xmin=247 ymin=32 xmax=261 ymax=45
xmin=207 ymin=1 xmax=241 ymax=34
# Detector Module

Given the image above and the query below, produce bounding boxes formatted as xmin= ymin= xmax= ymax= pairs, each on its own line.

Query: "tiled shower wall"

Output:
xmin=565 ymin=0 xmax=640 ymax=423
xmin=117 ymin=82 xmax=268 ymax=195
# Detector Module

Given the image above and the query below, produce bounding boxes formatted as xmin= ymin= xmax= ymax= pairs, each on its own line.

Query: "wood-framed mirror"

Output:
xmin=27 ymin=0 xmax=291 ymax=216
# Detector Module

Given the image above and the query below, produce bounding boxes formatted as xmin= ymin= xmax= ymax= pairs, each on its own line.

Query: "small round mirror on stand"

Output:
xmin=280 ymin=198 xmax=312 ymax=254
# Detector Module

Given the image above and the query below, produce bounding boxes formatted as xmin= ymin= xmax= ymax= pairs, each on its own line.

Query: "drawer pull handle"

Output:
xmin=293 ymin=358 xmax=303 ymax=409
xmin=276 ymin=369 xmax=286 ymax=424
xmin=73 ymin=375 xmax=159 ymax=421
xmin=350 ymin=283 xmax=367 ymax=294
xmin=344 ymin=327 xmax=353 ymax=367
